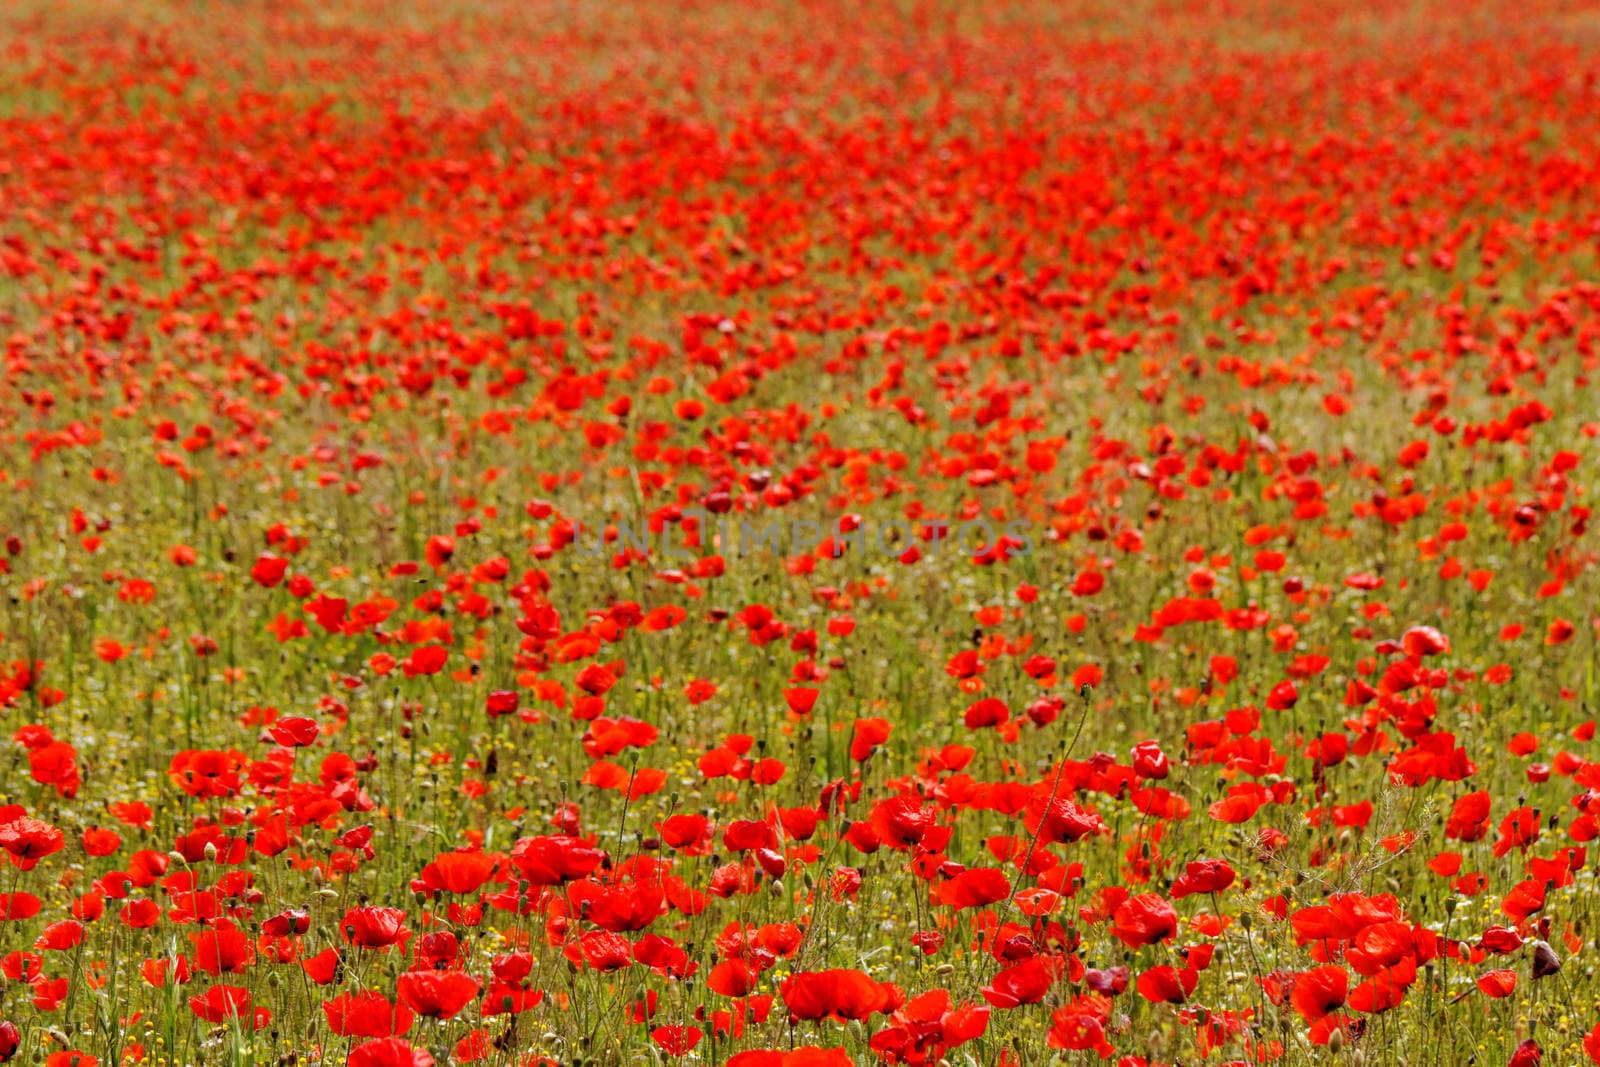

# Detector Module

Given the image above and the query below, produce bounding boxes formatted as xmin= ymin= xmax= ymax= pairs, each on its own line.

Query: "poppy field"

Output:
xmin=3 ymin=0 xmax=1600 ymax=1064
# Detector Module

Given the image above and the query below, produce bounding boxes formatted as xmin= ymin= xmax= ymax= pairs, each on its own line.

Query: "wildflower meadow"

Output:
xmin=0 ymin=0 xmax=1598 ymax=1065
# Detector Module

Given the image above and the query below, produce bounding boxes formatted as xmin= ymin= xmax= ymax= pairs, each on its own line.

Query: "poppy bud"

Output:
xmin=1531 ymin=940 xmax=1561 ymax=979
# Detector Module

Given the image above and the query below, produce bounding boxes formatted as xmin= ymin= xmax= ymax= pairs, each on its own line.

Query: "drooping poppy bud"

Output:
xmin=1530 ymin=940 xmax=1561 ymax=980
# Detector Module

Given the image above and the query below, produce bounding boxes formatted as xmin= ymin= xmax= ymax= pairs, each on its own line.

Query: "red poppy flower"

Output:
xmin=1171 ymin=858 xmax=1236 ymax=899
xmin=414 ymin=850 xmax=498 ymax=895
xmin=189 ymin=985 xmax=270 ymax=1030
xmin=346 ymin=1039 xmax=434 ymax=1067
xmin=868 ymin=795 xmax=935 ymax=850
xmin=708 ymin=959 xmax=759 ymax=997
xmin=780 ymin=969 xmax=900 ymax=1021
xmin=167 ymin=750 xmax=248 ymax=799
xmin=982 ymin=956 xmax=1065 ymax=1008
xmin=510 ymin=835 xmax=606 ymax=884
xmin=1291 ymin=966 xmax=1348 ymax=1022
xmin=869 ymin=989 xmax=989 ymax=1062
xmin=1510 ymin=1039 xmax=1541 ymax=1067
xmin=1136 ymin=965 xmax=1199 ymax=1004
xmin=651 ymin=1026 xmax=704 ymax=1056
xmin=192 ymin=927 xmax=253 ymax=974
xmin=1111 ymin=894 xmax=1178 ymax=947
xmin=0 ymin=817 xmax=65 ymax=870
xmin=324 ymin=991 xmax=414 ymax=1037
xmin=932 ymin=867 xmax=1011 ymax=909
xmin=1476 ymin=969 xmax=1516 ymax=999
xmin=340 ymin=906 xmax=409 ymax=949
xmin=0 ymin=894 xmax=40 ymax=922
